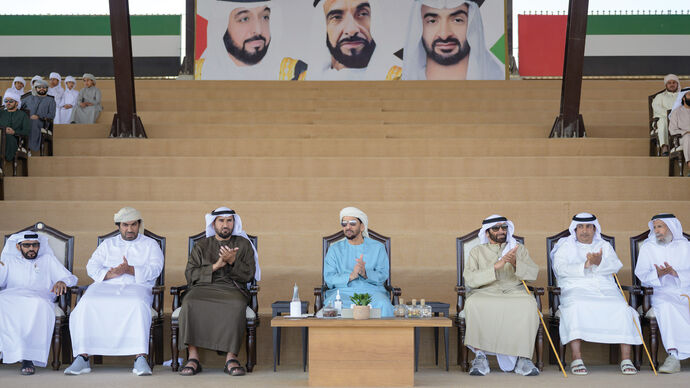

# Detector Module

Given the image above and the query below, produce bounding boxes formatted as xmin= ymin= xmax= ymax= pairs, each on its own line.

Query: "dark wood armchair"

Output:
xmin=3 ymin=222 xmax=75 ymax=370
xmin=545 ymin=230 xmax=641 ymax=368
xmin=170 ymin=232 xmax=260 ymax=372
xmin=71 ymin=229 xmax=166 ymax=368
xmin=455 ymin=229 xmax=544 ymax=372
xmin=630 ymin=230 xmax=690 ymax=369
xmin=648 ymin=89 xmax=665 ymax=156
xmin=314 ymin=229 xmax=401 ymax=313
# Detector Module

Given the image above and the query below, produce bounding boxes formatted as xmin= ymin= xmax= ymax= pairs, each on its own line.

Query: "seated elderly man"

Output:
xmin=635 ymin=213 xmax=690 ymax=374
xmin=652 ymin=74 xmax=680 ymax=155
xmin=322 ymin=207 xmax=394 ymax=317
xmin=1 ymin=89 xmax=30 ymax=173
xmin=669 ymin=89 xmax=690 ymax=175
xmin=552 ymin=213 xmax=641 ymax=375
xmin=178 ymin=207 xmax=258 ymax=377
xmin=65 ymin=207 xmax=163 ymax=376
xmin=0 ymin=232 xmax=77 ymax=375
xmin=463 ymin=215 xmax=540 ymax=376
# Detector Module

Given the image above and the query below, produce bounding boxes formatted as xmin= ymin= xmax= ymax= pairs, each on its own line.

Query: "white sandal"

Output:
xmin=570 ymin=359 xmax=588 ymax=375
xmin=620 ymin=359 xmax=637 ymax=375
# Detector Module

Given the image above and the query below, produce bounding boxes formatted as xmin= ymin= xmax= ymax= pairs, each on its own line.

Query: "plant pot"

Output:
xmin=352 ymin=305 xmax=370 ymax=320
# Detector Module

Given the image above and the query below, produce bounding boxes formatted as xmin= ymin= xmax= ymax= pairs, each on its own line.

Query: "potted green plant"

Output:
xmin=350 ymin=293 xmax=372 ymax=320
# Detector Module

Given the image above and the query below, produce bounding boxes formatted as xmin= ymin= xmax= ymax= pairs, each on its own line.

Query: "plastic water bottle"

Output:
xmin=334 ymin=290 xmax=343 ymax=315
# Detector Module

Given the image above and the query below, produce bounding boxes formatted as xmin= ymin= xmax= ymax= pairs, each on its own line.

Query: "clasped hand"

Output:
xmin=51 ymin=281 xmax=67 ymax=296
xmin=106 ymin=256 xmax=133 ymax=279
xmin=584 ymin=249 xmax=603 ymax=268
xmin=655 ymin=262 xmax=678 ymax=278
xmin=214 ymin=246 xmax=239 ymax=270
xmin=349 ymin=254 xmax=367 ymax=281
xmin=494 ymin=246 xmax=518 ymax=270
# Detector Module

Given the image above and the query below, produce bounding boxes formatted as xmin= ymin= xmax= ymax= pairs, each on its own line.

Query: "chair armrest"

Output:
xmin=642 ymin=286 xmax=654 ymax=313
xmin=455 ymin=285 xmax=466 ymax=318
xmin=70 ymin=285 xmax=88 ymax=305
xmin=249 ymin=284 xmax=260 ymax=314
xmin=547 ymin=286 xmax=561 ymax=295
xmin=170 ymin=284 xmax=187 ymax=311
xmin=391 ymin=287 xmax=401 ymax=305
xmin=529 ymin=286 xmax=545 ymax=312
xmin=151 ymin=285 xmax=164 ymax=316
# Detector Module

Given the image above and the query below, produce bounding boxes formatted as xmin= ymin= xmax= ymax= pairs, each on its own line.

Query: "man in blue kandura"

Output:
xmin=322 ymin=207 xmax=394 ymax=317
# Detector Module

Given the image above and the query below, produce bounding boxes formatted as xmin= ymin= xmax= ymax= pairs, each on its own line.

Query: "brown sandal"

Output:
xmin=224 ymin=358 xmax=246 ymax=376
xmin=179 ymin=358 xmax=202 ymax=376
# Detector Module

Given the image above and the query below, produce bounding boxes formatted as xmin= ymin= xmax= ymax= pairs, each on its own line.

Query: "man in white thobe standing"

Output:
xmin=65 ymin=207 xmax=163 ymax=376
xmin=0 ymin=232 xmax=77 ymax=375
xmin=551 ymin=213 xmax=641 ymax=375
xmin=635 ymin=213 xmax=690 ymax=374
xmin=652 ymin=74 xmax=680 ymax=155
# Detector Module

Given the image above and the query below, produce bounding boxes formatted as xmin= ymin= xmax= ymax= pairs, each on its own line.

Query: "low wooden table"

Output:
xmin=271 ymin=316 xmax=452 ymax=387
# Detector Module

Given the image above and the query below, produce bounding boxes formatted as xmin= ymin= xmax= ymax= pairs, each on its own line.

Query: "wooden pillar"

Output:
xmin=108 ymin=0 xmax=146 ymax=138
xmin=550 ymin=0 xmax=589 ymax=138
xmin=181 ymin=0 xmax=196 ymax=75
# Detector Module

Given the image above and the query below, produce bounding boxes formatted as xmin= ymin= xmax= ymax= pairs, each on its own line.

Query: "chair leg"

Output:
xmin=171 ymin=322 xmax=179 ymax=372
xmin=52 ymin=319 xmax=62 ymax=370
xmin=246 ymin=322 xmax=256 ymax=373
xmin=434 ymin=327 xmax=439 ymax=366
xmin=148 ymin=326 xmax=154 ymax=368
xmin=155 ymin=323 xmax=163 ymax=365
xmin=456 ymin=325 xmax=461 ymax=366
xmin=62 ymin=323 xmax=73 ymax=365
xmin=459 ymin=320 xmax=469 ymax=371
xmin=94 ymin=355 xmax=103 ymax=364
xmin=536 ymin=323 xmax=544 ymax=371
xmin=650 ymin=318 xmax=659 ymax=369
xmin=609 ymin=344 xmax=619 ymax=364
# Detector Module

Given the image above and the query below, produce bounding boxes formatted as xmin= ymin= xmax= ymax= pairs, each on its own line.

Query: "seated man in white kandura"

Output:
xmin=65 ymin=207 xmax=163 ymax=376
xmin=635 ymin=213 xmax=690 ymax=374
xmin=464 ymin=215 xmax=540 ymax=377
xmin=552 ymin=213 xmax=641 ymax=375
xmin=0 ymin=232 xmax=77 ymax=375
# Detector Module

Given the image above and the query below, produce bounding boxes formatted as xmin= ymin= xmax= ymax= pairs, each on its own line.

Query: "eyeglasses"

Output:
xmin=36 ymin=86 xmax=47 ymax=89
xmin=20 ymin=242 xmax=40 ymax=248
xmin=341 ymin=220 xmax=359 ymax=227
xmin=490 ymin=225 xmax=508 ymax=232
xmin=3 ymin=99 xmax=16 ymax=104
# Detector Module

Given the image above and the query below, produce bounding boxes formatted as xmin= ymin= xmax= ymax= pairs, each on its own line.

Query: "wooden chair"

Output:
xmin=545 ymin=230 xmax=641 ymax=368
xmin=629 ymin=229 xmax=690 ymax=369
xmin=170 ymin=232 xmax=260 ymax=372
xmin=455 ymin=229 xmax=544 ymax=372
xmin=3 ymin=222 xmax=75 ymax=370
xmin=314 ymin=229 xmax=401 ymax=313
xmin=648 ymin=89 xmax=665 ymax=156
xmin=72 ymin=229 xmax=166 ymax=368
xmin=39 ymin=117 xmax=53 ymax=156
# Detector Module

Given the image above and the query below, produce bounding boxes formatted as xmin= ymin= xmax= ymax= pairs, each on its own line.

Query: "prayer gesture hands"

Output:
xmin=495 ymin=246 xmax=519 ymax=270
xmin=349 ymin=254 xmax=367 ymax=281
xmin=585 ymin=249 xmax=603 ymax=268
xmin=655 ymin=262 xmax=678 ymax=279
xmin=51 ymin=281 xmax=67 ymax=296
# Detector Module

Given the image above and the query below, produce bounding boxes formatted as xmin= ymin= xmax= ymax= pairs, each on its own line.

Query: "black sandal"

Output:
xmin=20 ymin=360 xmax=35 ymax=375
xmin=224 ymin=358 xmax=246 ymax=376
xmin=179 ymin=358 xmax=202 ymax=376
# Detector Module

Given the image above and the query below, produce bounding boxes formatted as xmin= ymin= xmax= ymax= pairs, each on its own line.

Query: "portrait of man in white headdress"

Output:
xmin=402 ymin=0 xmax=504 ymax=80
xmin=197 ymin=0 xmax=308 ymax=80
xmin=306 ymin=0 xmax=402 ymax=80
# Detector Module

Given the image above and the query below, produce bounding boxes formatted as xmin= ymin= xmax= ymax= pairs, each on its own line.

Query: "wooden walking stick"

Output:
xmin=681 ymin=294 xmax=690 ymax=313
xmin=613 ymin=274 xmax=658 ymax=375
xmin=521 ymin=280 xmax=567 ymax=378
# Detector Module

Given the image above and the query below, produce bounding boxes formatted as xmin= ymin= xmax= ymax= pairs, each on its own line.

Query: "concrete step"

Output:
xmin=27 ymin=156 xmax=666 ymax=177
xmin=53 ymin=138 xmax=650 ymax=157
xmin=4 ymin=176 xmax=688 ymax=201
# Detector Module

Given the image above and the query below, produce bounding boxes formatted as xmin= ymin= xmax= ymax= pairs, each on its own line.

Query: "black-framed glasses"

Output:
xmin=36 ymin=86 xmax=47 ymax=89
xmin=3 ymin=99 xmax=16 ymax=104
xmin=20 ymin=242 xmax=40 ymax=248
xmin=341 ymin=220 xmax=359 ymax=227
xmin=490 ymin=225 xmax=508 ymax=232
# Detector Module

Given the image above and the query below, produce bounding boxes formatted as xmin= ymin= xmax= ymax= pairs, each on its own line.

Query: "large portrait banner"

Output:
xmin=195 ymin=0 xmax=507 ymax=81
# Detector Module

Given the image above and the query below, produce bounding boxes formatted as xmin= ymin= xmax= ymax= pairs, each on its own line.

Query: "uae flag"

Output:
xmin=518 ymin=14 xmax=690 ymax=76
xmin=0 ymin=15 xmax=181 ymax=77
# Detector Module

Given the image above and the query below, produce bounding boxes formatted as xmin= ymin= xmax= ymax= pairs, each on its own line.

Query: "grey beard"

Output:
xmin=656 ymin=234 xmax=673 ymax=245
